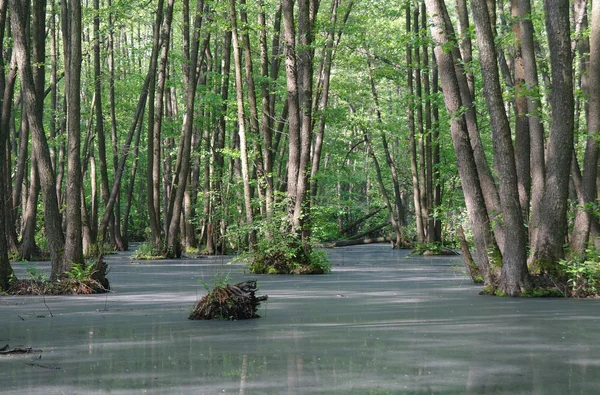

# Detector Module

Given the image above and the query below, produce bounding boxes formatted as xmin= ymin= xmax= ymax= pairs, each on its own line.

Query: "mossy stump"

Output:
xmin=189 ymin=280 xmax=268 ymax=320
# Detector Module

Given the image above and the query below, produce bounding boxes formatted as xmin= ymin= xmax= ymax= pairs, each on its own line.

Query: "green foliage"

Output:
xmin=230 ymin=204 xmax=331 ymax=275
xmin=199 ymin=272 xmax=232 ymax=293
xmin=521 ymin=288 xmax=564 ymax=298
xmin=26 ymin=263 xmax=47 ymax=282
xmin=473 ymin=274 xmax=484 ymax=284
xmin=410 ymin=242 xmax=444 ymax=256
xmin=558 ymin=257 xmax=600 ymax=297
xmin=65 ymin=263 xmax=95 ymax=281
xmin=131 ymin=242 xmax=164 ymax=260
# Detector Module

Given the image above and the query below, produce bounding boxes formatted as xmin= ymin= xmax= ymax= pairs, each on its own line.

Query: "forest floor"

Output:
xmin=1 ymin=244 xmax=600 ymax=394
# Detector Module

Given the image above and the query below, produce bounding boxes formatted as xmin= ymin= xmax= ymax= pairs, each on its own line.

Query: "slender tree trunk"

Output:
xmin=570 ymin=0 xmax=599 ymax=256
xmin=283 ymin=0 xmax=301 ymax=222
xmin=146 ymin=0 xmax=165 ymax=247
xmin=0 ymin=0 xmax=12 ymax=287
xmin=122 ymin=109 xmax=144 ymax=250
xmin=407 ymin=3 xmax=424 ymax=242
xmin=511 ymin=0 xmax=531 ymax=217
xmin=165 ymin=0 xmax=204 ymax=257
xmin=94 ymin=0 xmax=111 ymax=247
xmin=516 ymin=0 xmax=546 ymax=249
xmin=154 ymin=0 xmax=175 ymax=251
xmin=366 ymin=57 xmax=404 ymax=246
xmin=21 ymin=152 xmax=40 ymax=260
xmin=454 ymin=0 xmax=474 ymax=97
xmin=230 ymin=0 xmax=256 ymax=249
xmin=414 ymin=6 xmax=428 ymax=243
xmin=63 ymin=0 xmax=85 ymax=265
xmin=432 ymin=49 xmax=442 ymax=242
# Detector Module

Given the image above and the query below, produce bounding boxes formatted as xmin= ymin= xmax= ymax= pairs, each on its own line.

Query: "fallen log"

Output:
xmin=349 ymin=222 xmax=391 ymax=240
xmin=340 ymin=207 xmax=384 ymax=236
xmin=189 ymin=280 xmax=268 ymax=320
xmin=0 ymin=346 xmax=42 ymax=355
xmin=319 ymin=236 xmax=393 ymax=248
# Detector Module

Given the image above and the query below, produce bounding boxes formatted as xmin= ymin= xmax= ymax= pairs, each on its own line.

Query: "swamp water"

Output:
xmin=1 ymin=244 xmax=600 ymax=394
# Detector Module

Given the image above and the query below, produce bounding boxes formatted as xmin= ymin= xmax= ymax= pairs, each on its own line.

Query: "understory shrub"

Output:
xmin=558 ymin=257 xmax=600 ymax=297
xmin=231 ymin=205 xmax=331 ymax=275
xmin=131 ymin=242 xmax=164 ymax=260
xmin=7 ymin=259 xmax=109 ymax=295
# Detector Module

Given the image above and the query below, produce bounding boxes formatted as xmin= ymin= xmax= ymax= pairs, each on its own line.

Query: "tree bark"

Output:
xmin=471 ymin=0 xmax=530 ymax=295
xmin=10 ymin=0 xmax=66 ymax=279
xmin=165 ymin=0 xmax=204 ymax=257
xmin=146 ymin=0 xmax=165 ymax=248
xmin=230 ymin=0 xmax=256 ymax=250
xmin=0 ymin=0 xmax=13 ymax=290
xmin=530 ymin=0 xmax=574 ymax=271
xmin=570 ymin=0 xmax=599 ymax=256
xmin=425 ymin=0 xmax=497 ymax=286
xmin=63 ymin=0 xmax=85 ymax=265
xmin=511 ymin=0 xmax=531 ymax=218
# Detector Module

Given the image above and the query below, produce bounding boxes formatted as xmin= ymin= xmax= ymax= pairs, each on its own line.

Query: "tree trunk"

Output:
xmin=21 ymin=152 xmax=40 ymax=260
xmin=570 ymin=0 xmax=599 ymax=256
xmin=511 ymin=0 xmax=531 ymax=217
xmin=454 ymin=0 xmax=474 ymax=97
xmin=425 ymin=0 xmax=497 ymax=286
xmin=63 ymin=0 xmax=85 ymax=265
xmin=471 ymin=0 xmax=530 ymax=295
xmin=529 ymin=0 xmax=574 ymax=271
xmin=165 ymin=0 xmax=204 ymax=257
xmin=407 ymin=3 xmax=424 ymax=243
xmin=0 ymin=0 xmax=11 ymax=286
xmin=146 ymin=0 xmax=165 ymax=248
xmin=517 ymin=0 xmax=546 ymax=248
xmin=230 ymin=0 xmax=256 ymax=250
xmin=10 ymin=0 xmax=66 ymax=279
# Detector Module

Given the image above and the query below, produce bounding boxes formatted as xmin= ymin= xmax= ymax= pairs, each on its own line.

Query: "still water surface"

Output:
xmin=1 ymin=244 xmax=599 ymax=394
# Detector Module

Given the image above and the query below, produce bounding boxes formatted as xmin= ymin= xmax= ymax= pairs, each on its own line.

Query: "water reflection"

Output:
xmin=1 ymin=245 xmax=600 ymax=394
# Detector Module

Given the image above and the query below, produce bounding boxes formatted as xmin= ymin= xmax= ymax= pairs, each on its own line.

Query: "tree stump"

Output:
xmin=189 ymin=280 xmax=268 ymax=320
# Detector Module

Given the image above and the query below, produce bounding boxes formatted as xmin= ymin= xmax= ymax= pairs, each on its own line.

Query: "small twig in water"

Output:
xmin=26 ymin=362 xmax=60 ymax=370
xmin=41 ymin=293 xmax=53 ymax=317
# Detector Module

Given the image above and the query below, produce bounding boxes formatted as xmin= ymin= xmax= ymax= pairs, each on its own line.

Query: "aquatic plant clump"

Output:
xmin=6 ymin=278 xmax=109 ymax=295
xmin=5 ymin=257 xmax=110 ymax=296
xmin=189 ymin=280 xmax=268 ymax=320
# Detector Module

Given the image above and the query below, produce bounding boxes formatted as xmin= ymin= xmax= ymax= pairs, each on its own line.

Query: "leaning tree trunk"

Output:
xmin=425 ymin=0 xmax=497 ymax=286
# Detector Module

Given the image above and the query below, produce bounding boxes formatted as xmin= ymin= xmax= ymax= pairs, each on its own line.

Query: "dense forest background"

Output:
xmin=1 ymin=0 xmax=599 ymax=296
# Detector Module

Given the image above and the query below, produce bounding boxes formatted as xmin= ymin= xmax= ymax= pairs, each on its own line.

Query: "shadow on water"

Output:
xmin=1 ymin=244 xmax=600 ymax=394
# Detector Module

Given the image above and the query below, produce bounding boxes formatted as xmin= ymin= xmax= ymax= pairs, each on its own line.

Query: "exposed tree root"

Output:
xmin=189 ymin=280 xmax=268 ymax=320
